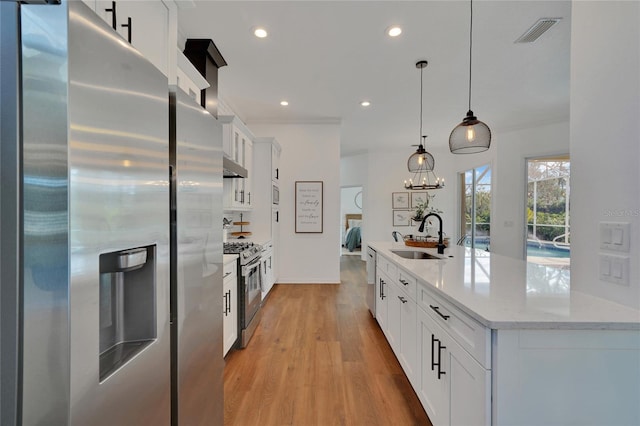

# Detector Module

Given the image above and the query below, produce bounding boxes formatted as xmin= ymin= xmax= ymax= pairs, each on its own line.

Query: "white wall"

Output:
xmin=490 ymin=121 xmax=570 ymax=258
xmin=250 ymin=122 xmax=341 ymax=284
xmin=569 ymin=1 xmax=640 ymax=309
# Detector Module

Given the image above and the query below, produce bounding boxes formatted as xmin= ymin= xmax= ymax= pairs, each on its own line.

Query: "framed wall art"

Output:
xmin=295 ymin=181 xmax=323 ymax=233
xmin=392 ymin=210 xmax=411 ymax=227
xmin=411 ymin=191 xmax=429 ymax=208
xmin=392 ymin=192 xmax=409 ymax=209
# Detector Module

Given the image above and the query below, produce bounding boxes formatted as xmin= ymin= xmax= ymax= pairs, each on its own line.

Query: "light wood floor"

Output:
xmin=223 ymin=256 xmax=432 ymax=426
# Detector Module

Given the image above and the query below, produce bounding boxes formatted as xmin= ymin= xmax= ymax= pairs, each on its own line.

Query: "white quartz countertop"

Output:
xmin=369 ymin=242 xmax=640 ymax=330
xmin=223 ymin=254 xmax=238 ymax=266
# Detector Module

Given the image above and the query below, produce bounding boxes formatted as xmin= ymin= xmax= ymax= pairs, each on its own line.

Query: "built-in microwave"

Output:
xmin=272 ymin=185 xmax=279 ymax=205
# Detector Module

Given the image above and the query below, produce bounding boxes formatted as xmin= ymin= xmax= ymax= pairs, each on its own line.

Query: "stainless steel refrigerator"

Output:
xmin=169 ymin=88 xmax=223 ymax=425
xmin=0 ymin=1 xmax=223 ymax=424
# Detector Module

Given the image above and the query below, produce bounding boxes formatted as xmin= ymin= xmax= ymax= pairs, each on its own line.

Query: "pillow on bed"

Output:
xmin=348 ymin=219 xmax=362 ymax=229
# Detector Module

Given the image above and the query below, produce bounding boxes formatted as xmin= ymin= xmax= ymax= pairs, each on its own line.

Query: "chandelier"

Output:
xmin=404 ymin=60 xmax=444 ymax=190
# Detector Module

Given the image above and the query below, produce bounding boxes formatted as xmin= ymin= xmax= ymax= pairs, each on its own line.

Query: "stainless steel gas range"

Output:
xmin=223 ymin=242 xmax=263 ymax=348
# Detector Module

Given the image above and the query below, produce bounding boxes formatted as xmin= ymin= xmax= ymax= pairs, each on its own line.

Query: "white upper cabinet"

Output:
xmin=90 ymin=1 xmax=170 ymax=76
xmin=271 ymin=143 xmax=281 ymax=183
xmin=220 ymin=116 xmax=254 ymax=210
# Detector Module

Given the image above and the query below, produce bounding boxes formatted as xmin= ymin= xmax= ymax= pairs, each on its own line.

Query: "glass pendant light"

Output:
xmin=449 ymin=0 xmax=491 ymax=154
xmin=404 ymin=61 xmax=443 ymax=190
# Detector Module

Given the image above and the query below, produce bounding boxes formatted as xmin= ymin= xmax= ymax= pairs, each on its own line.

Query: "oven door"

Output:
xmin=241 ymin=257 xmax=262 ymax=327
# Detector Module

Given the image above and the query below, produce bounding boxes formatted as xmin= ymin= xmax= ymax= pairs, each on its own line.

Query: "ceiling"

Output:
xmin=178 ymin=1 xmax=571 ymax=157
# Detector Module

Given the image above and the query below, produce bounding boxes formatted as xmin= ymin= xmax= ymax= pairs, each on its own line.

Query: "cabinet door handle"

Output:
xmin=398 ymin=296 xmax=407 ymax=304
xmin=276 ymin=211 xmax=279 ymax=223
xmin=399 ymin=279 xmax=409 ymax=286
xmin=276 ymin=168 xmax=279 ymax=179
xmin=437 ymin=341 xmax=447 ymax=379
xmin=234 ymin=189 xmax=238 ymax=202
xmin=429 ymin=304 xmax=450 ymax=321
xmin=247 ymin=192 xmax=251 ymax=205
xmin=223 ymin=272 xmax=232 ymax=278
xmin=105 ymin=1 xmax=117 ymax=30
xmin=431 ymin=334 xmax=446 ymax=379
xmin=431 ymin=334 xmax=437 ymax=371
xmin=227 ymin=290 xmax=231 ymax=314
xmin=121 ymin=17 xmax=132 ymax=43
xmin=379 ymin=278 xmax=385 ymax=299
xmin=223 ymin=292 xmax=228 ymax=316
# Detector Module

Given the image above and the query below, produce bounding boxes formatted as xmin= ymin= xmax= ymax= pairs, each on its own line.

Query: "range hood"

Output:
xmin=223 ymin=156 xmax=248 ymax=178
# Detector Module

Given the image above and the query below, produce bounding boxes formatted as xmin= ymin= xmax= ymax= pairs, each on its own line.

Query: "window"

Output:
xmin=460 ymin=164 xmax=491 ymax=250
xmin=526 ymin=157 xmax=570 ymax=266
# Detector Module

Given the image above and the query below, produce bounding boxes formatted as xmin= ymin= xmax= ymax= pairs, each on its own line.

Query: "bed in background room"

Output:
xmin=343 ymin=213 xmax=362 ymax=252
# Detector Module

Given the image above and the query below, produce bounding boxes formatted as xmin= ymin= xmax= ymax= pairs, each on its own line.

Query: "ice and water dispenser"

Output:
xmin=99 ymin=245 xmax=156 ymax=381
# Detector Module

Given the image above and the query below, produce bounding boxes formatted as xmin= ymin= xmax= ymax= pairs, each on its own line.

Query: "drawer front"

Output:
xmin=418 ymin=284 xmax=490 ymax=368
xmin=377 ymin=254 xmax=397 ymax=279
xmin=397 ymin=268 xmax=417 ymax=301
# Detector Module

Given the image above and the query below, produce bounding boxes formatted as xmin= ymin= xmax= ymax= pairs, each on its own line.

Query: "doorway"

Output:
xmin=526 ymin=156 xmax=570 ymax=267
xmin=460 ymin=164 xmax=491 ymax=250
xmin=340 ymin=186 xmax=363 ymax=256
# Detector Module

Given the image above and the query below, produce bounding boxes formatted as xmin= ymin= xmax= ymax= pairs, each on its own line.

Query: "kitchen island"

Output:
xmin=368 ymin=242 xmax=640 ymax=426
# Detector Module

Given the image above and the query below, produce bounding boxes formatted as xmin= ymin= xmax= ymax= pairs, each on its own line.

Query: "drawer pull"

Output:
xmin=429 ymin=304 xmax=450 ymax=321
xmin=399 ymin=279 xmax=409 ymax=286
xmin=223 ymin=272 xmax=232 ymax=278
xmin=398 ymin=296 xmax=407 ymax=304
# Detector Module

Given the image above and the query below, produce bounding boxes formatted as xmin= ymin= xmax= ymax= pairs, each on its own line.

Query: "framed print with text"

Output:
xmin=295 ymin=181 xmax=323 ymax=233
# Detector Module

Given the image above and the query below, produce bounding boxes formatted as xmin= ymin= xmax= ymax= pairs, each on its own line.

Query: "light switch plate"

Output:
xmin=599 ymin=254 xmax=630 ymax=286
xmin=599 ymin=222 xmax=630 ymax=252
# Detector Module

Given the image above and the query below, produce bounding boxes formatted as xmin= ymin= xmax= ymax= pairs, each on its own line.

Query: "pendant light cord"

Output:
xmin=468 ymin=0 xmax=473 ymax=112
xmin=419 ymin=65 xmax=424 ymax=144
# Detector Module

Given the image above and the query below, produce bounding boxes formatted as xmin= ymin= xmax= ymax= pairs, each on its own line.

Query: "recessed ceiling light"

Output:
xmin=387 ymin=26 xmax=402 ymax=37
xmin=360 ymin=101 xmax=371 ymax=107
xmin=254 ymin=27 xmax=268 ymax=38
xmin=280 ymin=100 xmax=289 ymax=106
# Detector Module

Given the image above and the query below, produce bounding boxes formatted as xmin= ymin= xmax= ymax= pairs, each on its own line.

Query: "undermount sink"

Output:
xmin=391 ymin=250 xmax=445 ymax=260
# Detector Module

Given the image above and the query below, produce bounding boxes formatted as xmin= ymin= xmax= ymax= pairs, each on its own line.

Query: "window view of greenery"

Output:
xmin=527 ymin=158 xmax=570 ymax=265
xmin=463 ymin=165 xmax=491 ymax=250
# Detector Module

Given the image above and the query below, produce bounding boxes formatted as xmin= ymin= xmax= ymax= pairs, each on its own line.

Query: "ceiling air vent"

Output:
xmin=514 ymin=18 xmax=561 ymax=43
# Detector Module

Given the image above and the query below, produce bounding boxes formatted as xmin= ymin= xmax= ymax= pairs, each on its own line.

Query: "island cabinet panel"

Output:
xmin=418 ymin=298 xmax=490 ymax=426
xmin=417 ymin=282 xmax=491 ymax=368
xmin=368 ymin=242 xmax=640 ymax=426
xmin=385 ymin=281 xmax=402 ymax=352
xmin=492 ymin=329 xmax=640 ymax=426
xmin=418 ymin=308 xmax=449 ymax=426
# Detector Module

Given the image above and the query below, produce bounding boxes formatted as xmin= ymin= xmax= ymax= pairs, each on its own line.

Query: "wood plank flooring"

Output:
xmin=223 ymin=255 xmax=432 ymax=426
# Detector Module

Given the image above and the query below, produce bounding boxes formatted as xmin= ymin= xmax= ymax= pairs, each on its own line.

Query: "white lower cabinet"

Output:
xmin=418 ymin=307 xmax=490 ymax=426
xmin=223 ymin=261 xmax=238 ymax=356
xmin=374 ymin=267 xmax=389 ymax=335
xmin=376 ymin=257 xmax=420 ymax=388
xmin=375 ymin=252 xmax=489 ymax=426
xmin=418 ymin=308 xmax=449 ymax=425
xmin=398 ymin=287 xmax=418 ymax=386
